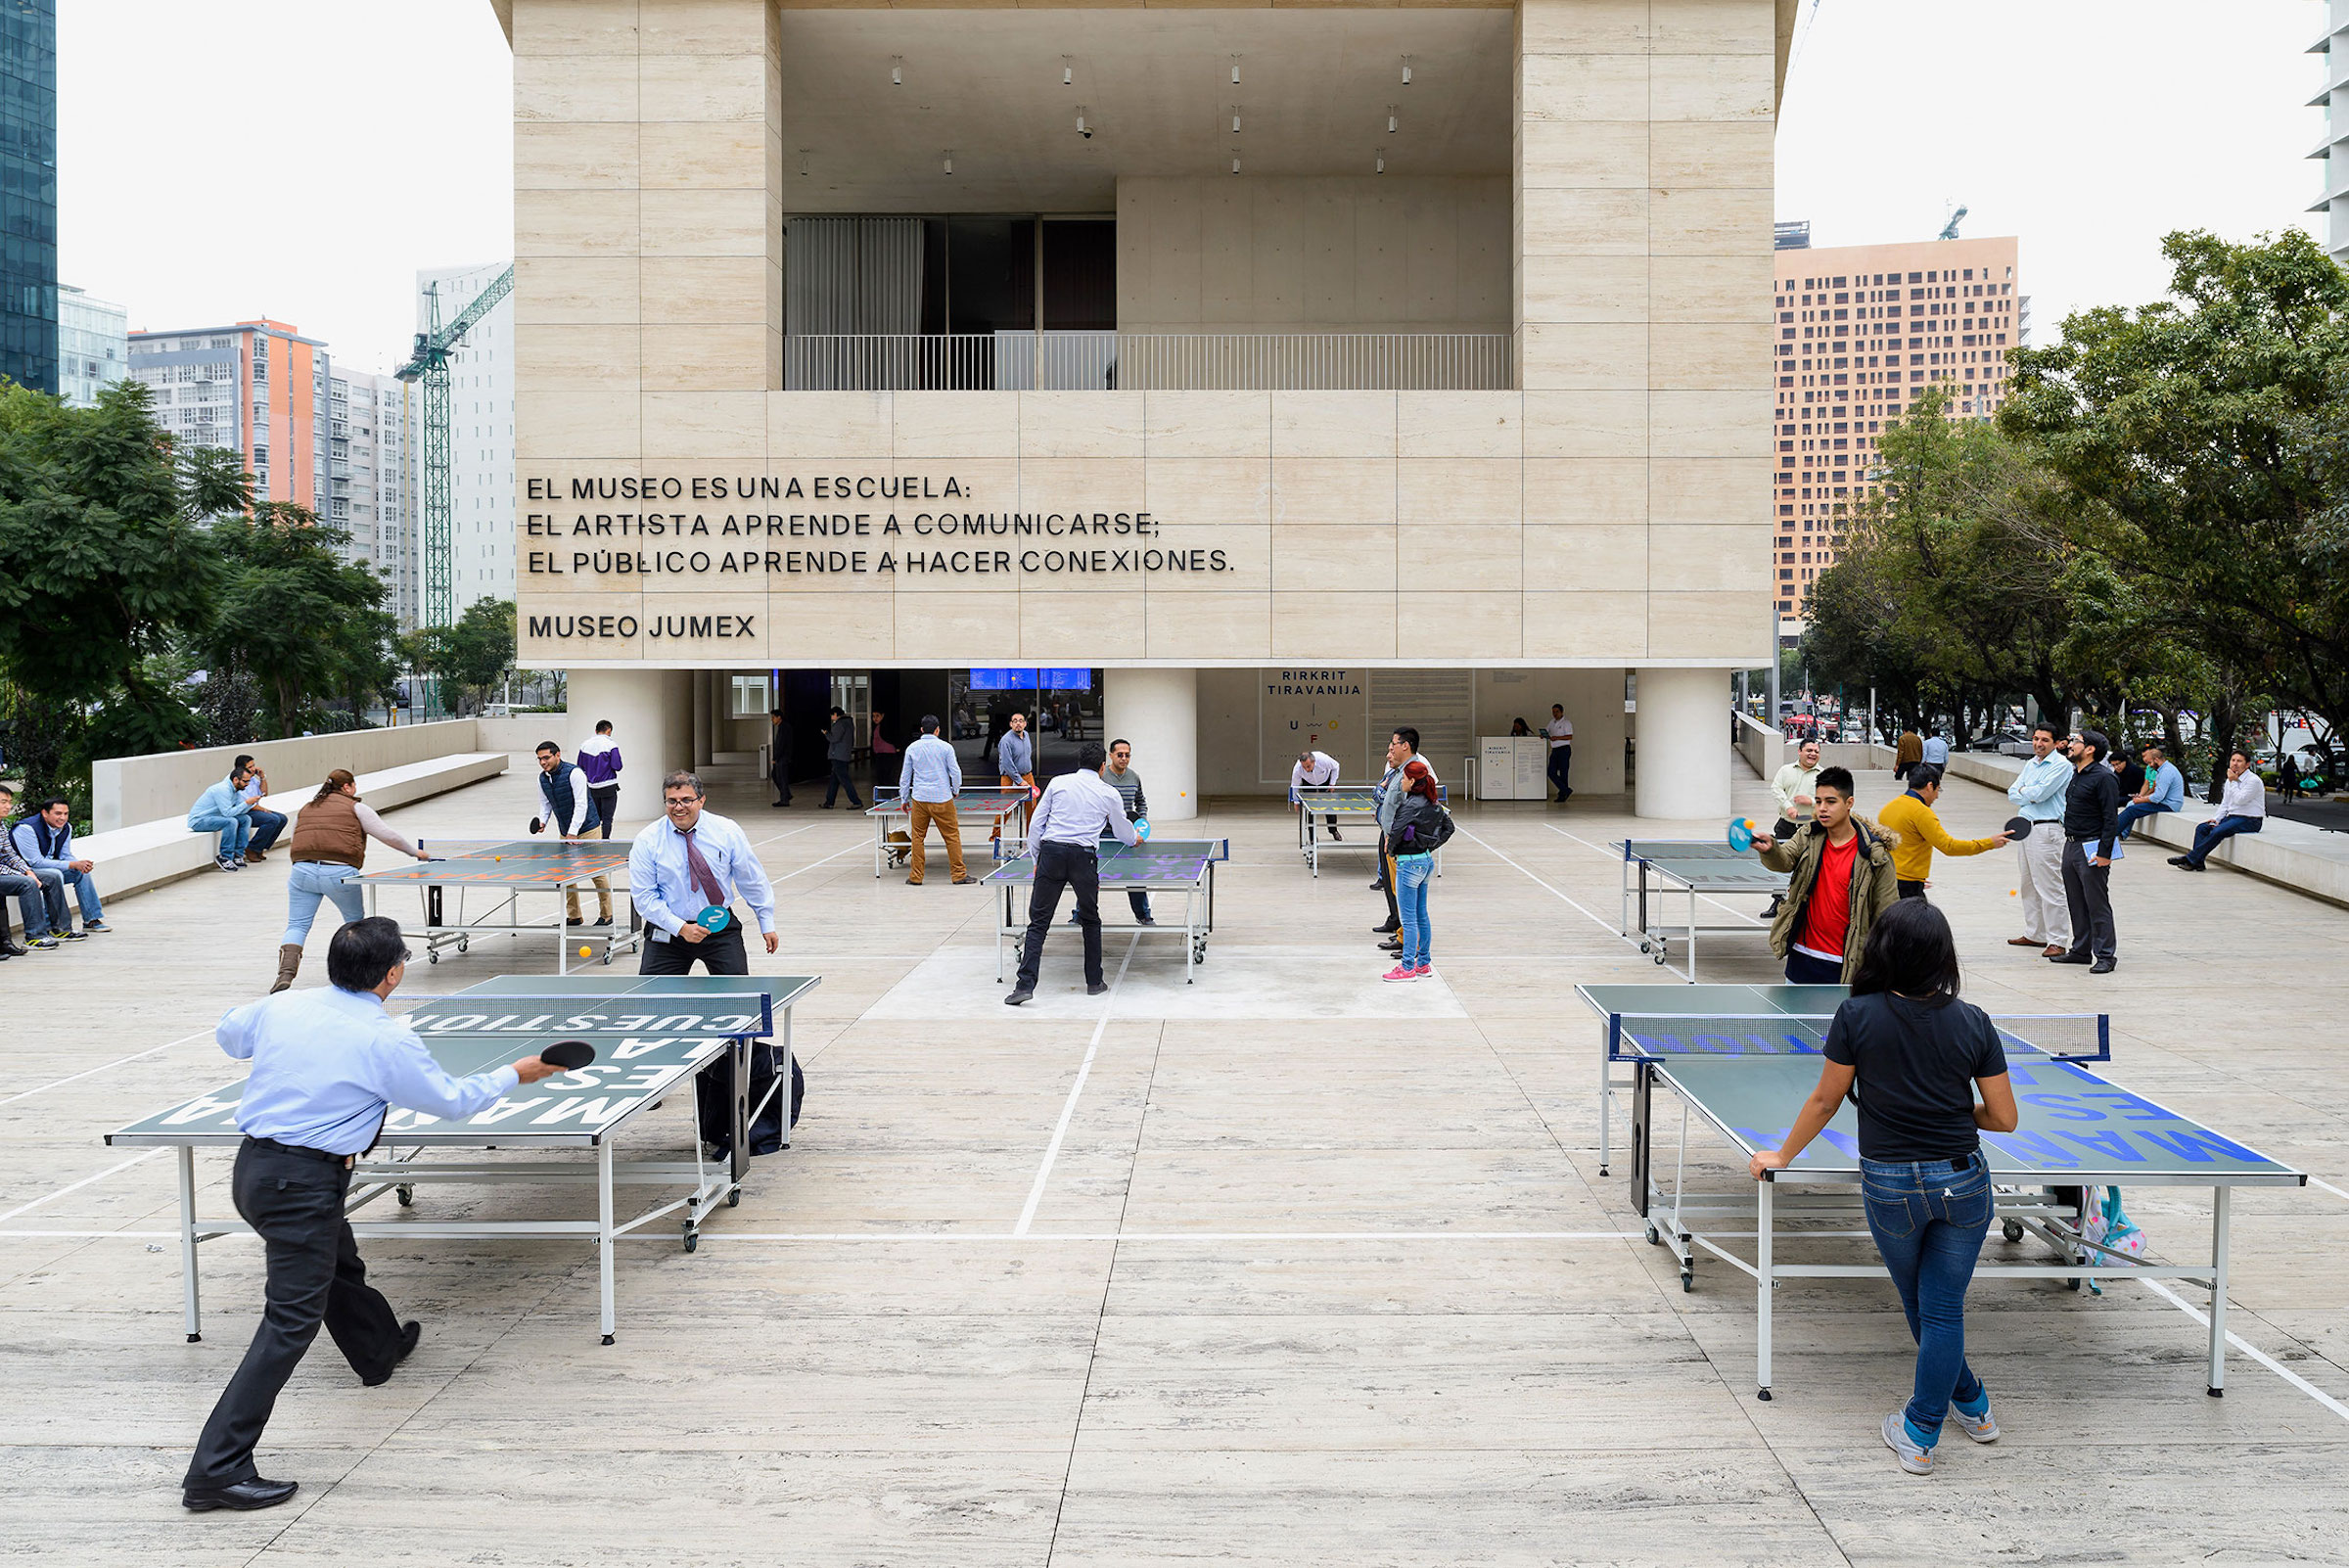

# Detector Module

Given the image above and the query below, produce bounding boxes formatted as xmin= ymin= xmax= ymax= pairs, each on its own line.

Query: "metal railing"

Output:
xmin=784 ymin=332 xmax=1512 ymax=392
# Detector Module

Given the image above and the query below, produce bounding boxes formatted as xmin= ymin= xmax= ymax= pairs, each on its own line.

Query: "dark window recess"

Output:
xmin=1042 ymin=220 xmax=1116 ymax=331
xmin=944 ymin=217 xmax=1034 ymax=337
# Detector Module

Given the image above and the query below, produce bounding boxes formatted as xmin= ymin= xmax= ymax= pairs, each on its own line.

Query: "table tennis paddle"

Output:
xmin=1133 ymin=816 xmax=1151 ymax=841
xmin=696 ymin=904 xmax=732 ymax=933
xmin=2004 ymin=815 xmax=2033 ymax=840
xmin=529 ymin=817 xmax=543 ymax=834
xmin=1727 ymin=817 xmax=1761 ymax=852
xmin=540 ymin=1039 xmax=596 ymax=1070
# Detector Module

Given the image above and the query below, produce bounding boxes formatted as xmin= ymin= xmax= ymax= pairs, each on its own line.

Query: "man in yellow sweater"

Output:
xmin=1876 ymin=764 xmax=2008 ymax=899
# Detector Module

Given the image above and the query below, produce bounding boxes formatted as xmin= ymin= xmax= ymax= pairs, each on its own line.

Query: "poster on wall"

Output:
xmin=1258 ymin=669 xmax=1368 ymax=783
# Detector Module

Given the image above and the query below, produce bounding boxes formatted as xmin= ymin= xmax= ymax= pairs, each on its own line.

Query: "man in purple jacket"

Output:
xmin=576 ymin=720 xmax=622 ymax=839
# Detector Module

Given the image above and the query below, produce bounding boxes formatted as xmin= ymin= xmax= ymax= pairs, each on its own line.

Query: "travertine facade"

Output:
xmin=503 ymin=0 xmax=1789 ymax=675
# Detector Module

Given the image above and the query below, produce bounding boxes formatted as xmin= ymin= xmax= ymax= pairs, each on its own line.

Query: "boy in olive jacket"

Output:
xmin=1752 ymin=765 xmax=1902 ymax=984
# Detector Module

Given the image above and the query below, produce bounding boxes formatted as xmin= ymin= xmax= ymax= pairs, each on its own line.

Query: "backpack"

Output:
xmin=694 ymin=1046 xmax=805 ymax=1161
xmin=1401 ymin=800 xmax=1455 ymax=853
xmin=2078 ymin=1185 xmax=2144 ymax=1296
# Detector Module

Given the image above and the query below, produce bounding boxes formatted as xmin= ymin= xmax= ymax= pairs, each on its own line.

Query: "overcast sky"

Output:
xmin=1777 ymin=0 xmax=2325 ymax=337
xmin=57 ymin=1 xmax=2329 ymax=371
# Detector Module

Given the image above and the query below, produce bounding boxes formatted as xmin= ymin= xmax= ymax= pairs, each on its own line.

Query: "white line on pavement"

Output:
xmin=1013 ymin=932 xmax=1142 ymax=1236
xmin=0 ymin=1027 xmax=211 ymax=1110
xmin=1547 ymin=824 xmax=1767 ymax=927
xmin=0 ymin=1150 xmax=161 ymax=1225
xmin=748 ymin=823 xmax=817 ymax=851
xmin=1452 ymin=827 xmax=1620 ymax=938
xmin=0 ymin=1226 xmax=1649 ymax=1244
xmin=2138 ymin=1278 xmax=2349 ymax=1424
xmin=2308 ymin=1176 xmax=2349 ymax=1203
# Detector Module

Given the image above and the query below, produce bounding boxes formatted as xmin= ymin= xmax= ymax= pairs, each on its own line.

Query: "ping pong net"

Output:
xmin=1604 ymin=1011 xmax=2109 ymax=1065
xmin=407 ymin=991 xmax=778 ymax=1038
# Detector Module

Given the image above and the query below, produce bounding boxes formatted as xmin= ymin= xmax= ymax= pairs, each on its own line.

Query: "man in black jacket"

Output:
xmin=2051 ymin=728 xmax=2121 ymax=973
xmin=819 ymin=707 xmax=863 ymax=808
xmin=768 ymin=709 xmax=794 ymax=807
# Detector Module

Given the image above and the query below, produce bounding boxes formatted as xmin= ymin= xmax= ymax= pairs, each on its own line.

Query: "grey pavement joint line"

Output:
xmin=0 ymin=1149 xmax=160 ymax=1224
xmin=1014 ymin=931 xmax=1143 ymax=1236
xmin=0 ymin=1026 xmax=212 ymax=1109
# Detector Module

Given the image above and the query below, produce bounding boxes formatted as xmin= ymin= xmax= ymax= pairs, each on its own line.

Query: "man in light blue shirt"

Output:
xmin=629 ymin=769 xmax=779 ymax=976
xmin=1921 ymin=734 xmax=1951 ymax=768
xmin=188 ymin=765 xmax=255 ymax=872
xmin=2004 ymin=721 xmax=2074 ymax=954
xmin=897 ymin=714 xmax=969 ymax=885
xmin=2117 ymin=743 xmax=2186 ymax=842
xmin=183 ymin=917 xmax=560 ymax=1513
xmin=1005 ymin=741 xmax=1141 ymax=1005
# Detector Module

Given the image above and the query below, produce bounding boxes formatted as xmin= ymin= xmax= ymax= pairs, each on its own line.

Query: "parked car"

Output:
xmin=1970 ymin=729 xmax=2033 ymax=757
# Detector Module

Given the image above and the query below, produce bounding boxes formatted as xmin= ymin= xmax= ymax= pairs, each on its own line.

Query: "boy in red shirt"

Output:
xmin=1752 ymin=766 xmax=1902 ymax=984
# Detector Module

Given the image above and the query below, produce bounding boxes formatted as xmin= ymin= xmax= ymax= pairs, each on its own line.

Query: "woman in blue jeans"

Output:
xmin=272 ymin=769 xmax=437 ymax=992
xmin=1383 ymin=760 xmax=1445 ymax=981
xmin=1749 ymin=899 xmax=2020 ymax=1475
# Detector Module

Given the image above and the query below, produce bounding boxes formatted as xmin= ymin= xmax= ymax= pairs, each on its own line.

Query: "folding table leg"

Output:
xmin=597 ymin=1138 xmax=617 ymax=1345
xmin=177 ymin=1145 xmax=202 ymax=1343
xmin=1596 ymin=1026 xmax=1613 ymax=1176
xmin=2207 ymin=1186 xmax=2232 ymax=1397
xmin=778 ymin=1011 xmax=795 ymax=1151
xmin=1755 ymin=1178 xmax=1775 ymax=1401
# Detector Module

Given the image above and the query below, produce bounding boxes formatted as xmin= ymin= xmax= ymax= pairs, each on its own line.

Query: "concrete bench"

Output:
xmin=1937 ymin=750 xmax=2349 ymax=911
xmin=7 ymin=752 xmax=507 ymax=931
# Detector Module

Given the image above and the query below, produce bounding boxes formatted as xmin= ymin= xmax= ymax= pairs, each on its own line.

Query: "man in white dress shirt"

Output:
xmin=1005 ymin=741 xmax=1141 ymax=1005
xmin=898 ymin=714 xmax=970 ymax=886
xmin=181 ymin=918 xmax=561 ymax=1512
xmin=1289 ymin=745 xmax=1342 ymax=842
xmin=629 ymin=770 xmax=779 ymax=976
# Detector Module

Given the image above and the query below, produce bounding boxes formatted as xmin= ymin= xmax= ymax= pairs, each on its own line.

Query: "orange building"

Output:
xmin=1770 ymin=234 xmax=2023 ymax=623
xmin=127 ymin=318 xmax=331 ymax=514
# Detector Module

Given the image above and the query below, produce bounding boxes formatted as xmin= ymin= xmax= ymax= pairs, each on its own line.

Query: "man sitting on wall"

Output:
xmin=188 ymin=764 xmax=256 ymax=873
xmin=13 ymin=796 xmax=108 ymax=936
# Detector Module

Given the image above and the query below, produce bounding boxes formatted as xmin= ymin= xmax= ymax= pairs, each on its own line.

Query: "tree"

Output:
xmin=442 ymin=598 xmax=517 ymax=716
xmin=0 ymin=380 xmax=236 ymax=761
xmin=198 ymin=503 xmax=398 ymax=737
xmin=2002 ymin=229 xmax=2349 ymax=745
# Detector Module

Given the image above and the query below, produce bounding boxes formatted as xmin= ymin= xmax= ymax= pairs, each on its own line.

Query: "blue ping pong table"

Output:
xmin=865 ymin=785 xmax=1035 ymax=877
xmin=107 ymin=974 xmax=818 ymax=1346
xmin=358 ymin=838 xmax=643 ymax=975
xmin=1581 ymin=983 xmax=2305 ymax=1401
xmin=1293 ymin=784 xmax=1447 ymax=879
xmin=1612 ymin=839 xmax=1785 ymax=981
xmin=986 ymin=837 xmax=1229 ymax=984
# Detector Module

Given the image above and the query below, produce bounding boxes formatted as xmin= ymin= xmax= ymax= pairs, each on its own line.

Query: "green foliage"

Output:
xmin=197 ymin=502 xmax=397 ymax=739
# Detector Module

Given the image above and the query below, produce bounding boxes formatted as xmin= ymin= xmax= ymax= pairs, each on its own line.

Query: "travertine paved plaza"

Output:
xmin=5 ymin=758 xmax=2348 ymax=1565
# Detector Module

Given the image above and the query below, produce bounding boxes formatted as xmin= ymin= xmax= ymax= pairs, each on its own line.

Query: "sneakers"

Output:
xmin=24 ymin=935 xmax=58 ymax=949
xmin=1945 ymin=1400 xmax=2000 ymax=1444
xmin=57 ymin=928 xmax=89 ymax=941
xmin=1381 ymin=963 xmax=1418 ymax=983
xmin=83 ymin=919 xmax=111 ymax=934
xmin=214 ymin=855 xmax=240 ymax=873
xmin=1413 ymin=964 xmax=1432 ymax=980
xmin=1881 ymin=1410 xmax=1934 ymax=1475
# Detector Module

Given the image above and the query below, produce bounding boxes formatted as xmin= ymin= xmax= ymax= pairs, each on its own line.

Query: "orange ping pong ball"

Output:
xmin=578 ymin=945 xmax=592 ymax=957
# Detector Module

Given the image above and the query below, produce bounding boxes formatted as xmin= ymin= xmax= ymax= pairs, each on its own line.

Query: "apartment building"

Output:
xmin=128 ymin=319 xmax=333 ymax=515
xmin=57 ymin=283 xmax=126 ymax=407
xmin=1769 ymin=232 xmax=2021 ymax=623
xmin=334 ymin=368 xmax=420 ymax=626
xmin=501 ymin=0 xmax=1792 ymax=820
xmin=418 ymin=261 xmax=516 ymax=618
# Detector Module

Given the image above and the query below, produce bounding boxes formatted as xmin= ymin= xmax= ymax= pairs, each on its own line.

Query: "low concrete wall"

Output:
xmin=93 ymin=719 xmax=482 ymax=833
xmin=14 ymin=752 xmax=507 ymax=933
xmin=1938 ymin=750 xmax=2349 ymax=910
xmin=478 ymin=715 xmax=571 ymax=753
xmin=1734 ymin=714 xmax=1783 ymax=783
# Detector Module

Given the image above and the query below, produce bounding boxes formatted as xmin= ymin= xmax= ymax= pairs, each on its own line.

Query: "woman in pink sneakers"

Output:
xmin=1384 ymin=761 xmax=1450 ymax=982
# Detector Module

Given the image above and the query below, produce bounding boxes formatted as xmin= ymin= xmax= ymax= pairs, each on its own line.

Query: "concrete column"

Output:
xmin=569 ymin=668 xmax=694 ymax=825
xmin=692 ymin=671 xmax=714 ymax=768
xmin=1635 ymin=667 xmax=1733 ymax=821
xmin=1104 ymin=668 xmax=1198 ymax=822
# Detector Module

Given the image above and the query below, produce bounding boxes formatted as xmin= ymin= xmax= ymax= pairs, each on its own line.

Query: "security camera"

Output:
xmin=1080 ymin=126 xmax=1092 ymax=140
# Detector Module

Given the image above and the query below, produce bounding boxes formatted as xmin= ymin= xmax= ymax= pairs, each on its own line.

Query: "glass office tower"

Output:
xmin=0 ymin=0 xmax=55 ymax=395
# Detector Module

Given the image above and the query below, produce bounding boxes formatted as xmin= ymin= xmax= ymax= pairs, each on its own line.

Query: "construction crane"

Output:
xmin=394 ymin=265 xmax=514 ymax=630
xmin=1938 ymin=204 xmax=1968 ymax=241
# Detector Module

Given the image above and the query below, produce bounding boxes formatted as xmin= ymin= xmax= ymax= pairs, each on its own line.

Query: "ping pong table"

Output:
xmin=1294 ymin=784 xmax=1447 ymax=878
xmin=1613 ymin=839 xmax=1786 ymax=981
xmin=1580 ymin=982 xmax=2305 ymax=1401
xmin=108 ymin=973 xmax=818 ymax=1346
xmin=865 ymin=785 xmax=1034 ymax=877
xmin=359 ymin=838 xmax=642 ymax=974
xmin=986 ymin=837 xmax=1229 ymax=984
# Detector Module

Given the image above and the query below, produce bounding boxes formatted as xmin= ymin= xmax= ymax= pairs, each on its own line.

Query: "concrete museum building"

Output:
xmin=496 ymin=0 xmax=1790 ymax=820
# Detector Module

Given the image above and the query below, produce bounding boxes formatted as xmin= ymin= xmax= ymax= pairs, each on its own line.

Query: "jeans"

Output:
xmin=2186 ymin=813 xmax=2261 ymax=867
xmin=247 ymin=808 xmax=287 ymax=853
xmin=190 ymin=812 xmax=250 ymax=858
xmin=283 ymin=861 xmax=369 ymax=945
xmin=1394 ymin=853 xmax=1434 ymax=966
xmin=53 ymin=866 xmax=101 ymax=924
xmin=1546 ymin=745 xmax=1573 ymax=800
xmin=1782 ymin=947 xmax=1844 ymax=985
xmin=822 ymin=760 xmax=862 ymax=807
xmin=0 ymin=869 xmax=54 ymax=938
xmin=2114 ymin=800 xmax=2171 ymax=841
xmin=1860 ymin=1152 xmax=1992 ymax=1441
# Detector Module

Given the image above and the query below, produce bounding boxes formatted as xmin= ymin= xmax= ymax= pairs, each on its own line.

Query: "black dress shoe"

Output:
xmin=1088 ymin=982 xmax=1111 ymax=996
xmin=1003 ymin=988 xmax=1034 ymax=1006
xmin=0 ymin=938 xmax=23 ymax=957
xmin=183 ymin=1476 xmax=298 ymax=1512
xmin=1374 ymin=920 xmax=1401 ymax=934
xmin=362 ymin=1320 xmax=422 ymax=1387
xmin=2048 ymin=950 xmax=2095 ymax=965
xmin=2090 ymin=957 xmax=2116 ymax=974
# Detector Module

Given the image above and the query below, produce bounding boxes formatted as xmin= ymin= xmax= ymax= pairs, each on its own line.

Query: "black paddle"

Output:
xmin=2004 ymin=816 xmax=2033 ymax=840
xmin=539 ymin=1039 xmax=596 ymax=1071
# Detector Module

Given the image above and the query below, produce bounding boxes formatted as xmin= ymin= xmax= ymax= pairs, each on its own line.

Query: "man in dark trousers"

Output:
xmin=1004 ymin=742 xmax=1141 ymax=1006
xmin=2050 ymin=727 xmax=2121 ymax=974
xmin=820 ymin=706 xmax=862 ymax=808
xmin=182 ymin=919 xmax=562 ymax=1511
xmin=768 ymin=708 xmax=794 ymax=807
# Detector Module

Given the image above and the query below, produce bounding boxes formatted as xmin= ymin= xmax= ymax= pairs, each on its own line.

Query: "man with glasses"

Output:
xmin=627 ymin=770 xmax=779 ymax=977
xmin=2004 ymin=722 xmax=2074 ymax=955
xmin=2051 ymin=729 xmax=2121 ymax=974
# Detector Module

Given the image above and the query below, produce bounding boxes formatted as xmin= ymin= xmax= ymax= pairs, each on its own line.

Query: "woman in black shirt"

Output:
xmin=1749 ymin=899 xmax=2019 ymax=1475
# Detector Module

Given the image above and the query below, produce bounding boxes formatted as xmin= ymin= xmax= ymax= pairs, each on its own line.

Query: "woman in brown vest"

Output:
xmin=274 ymin=770 xmax=434 ymax=992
